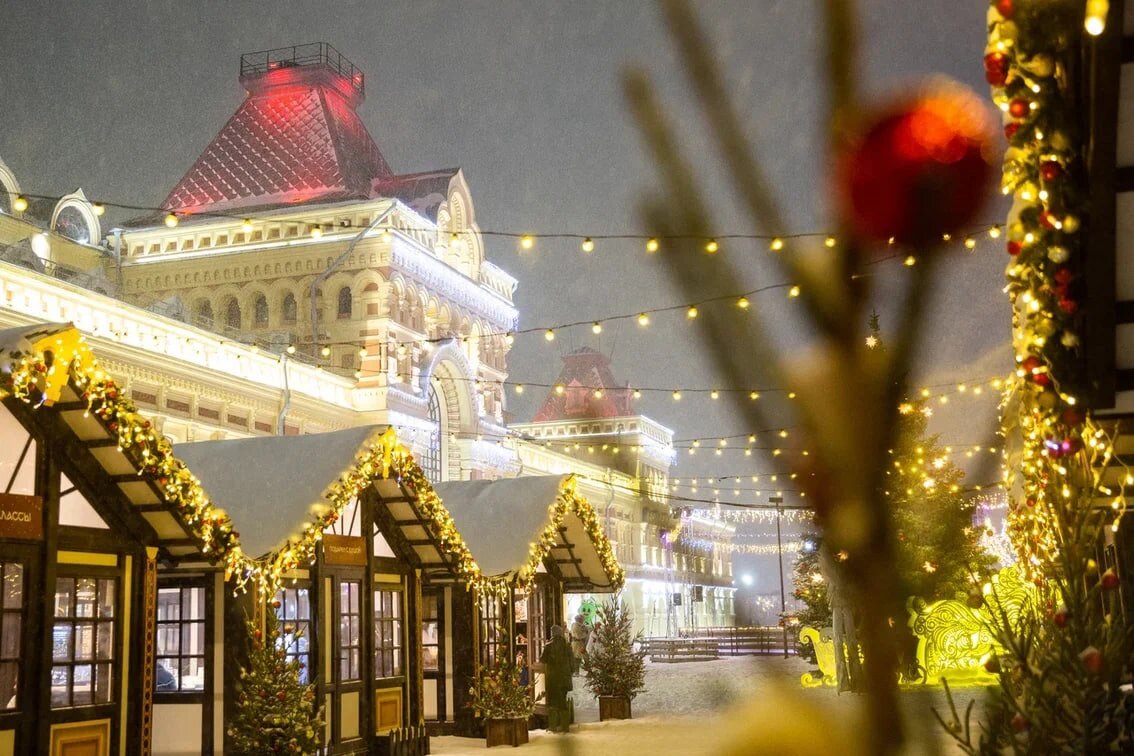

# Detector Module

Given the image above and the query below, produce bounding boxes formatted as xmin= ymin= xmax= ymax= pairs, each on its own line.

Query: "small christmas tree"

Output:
xmin=791 ymin=536 xmax=832 ymax=629
xmin=582 ymin=599 xmax=647 ymax=700
xmin=227 ymin=609 xmax=324 ymax=753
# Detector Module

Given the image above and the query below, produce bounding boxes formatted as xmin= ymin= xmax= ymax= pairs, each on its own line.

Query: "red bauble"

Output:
xmin=1021 ymin=355 xmax=1042 ymax=374
xmin=1053 ymin=267 xmax=1073 ymax=285
xmin=984 ymin=656 xmax=1001 ymax=674
xmin=1080 ymin=646 xmax=1103 ymax=675
xmin=984 ymin=52 xmax=1009 ymax=86
xmin=276 ymin=690 xmax=286 ymax=701
xmin=1032 ymin=373 xmax=1052 ymax=387
xmin=1039 ymin=210 xmax=1058 ymax=229
xmin=1011 ymin=713 xmax=1028 ymax=733
xmin=1061 ymin=408 xmax=1085 ymax=426
xmin=995 ymin=0 xmax=1015 ymax=18
xmin=1101 ymin=568 xmax=1120 ymax=590
xmin=1007 ymin=240 xmax=1022 ymax=256
xmin=1053 ymin=605 xmax=1069 ymax=628
xmin=838 ymin=84 xmax=993 ymax=246
xmin=1004 ymin=122 xmax=1020 ymax=140
xmin=1008 ymin=99 xmax=1030 ymax=119
xmin=1058 ymin=297 xmax=1079 ymax=315
xmin=1040 ymin=160 xmax=1063 ymax=181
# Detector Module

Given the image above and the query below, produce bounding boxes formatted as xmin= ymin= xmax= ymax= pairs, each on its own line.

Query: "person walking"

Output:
xmin=568 ymin=613 xmax=588 ymax=674
xmin=540 ymin=625 xmax=574 ymax=733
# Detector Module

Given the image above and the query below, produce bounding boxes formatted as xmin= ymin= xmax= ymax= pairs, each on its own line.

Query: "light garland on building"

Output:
xmin=985 ymin=0 xmax=1127 ymax=571
xmin=685 ymin=508 xmax=815 ymax=525
xmin=0 ymin=327 xmax=623 ymax=599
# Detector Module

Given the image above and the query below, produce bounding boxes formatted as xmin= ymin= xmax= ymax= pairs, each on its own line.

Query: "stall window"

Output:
xmin=275 ymin=586 xmax=311 ymax=684
xmin=479 ymin=595 xmax=504 ymax=667
xmin=421 ymin=594 xmax=439 ymax=673
xmin=51 ymin=577 xmax=116 ymax=708
xmin=374 ymin=590 xmax=402 ymax=678
xmin=155 ymin=584 xmax=206 ymax=692
xmin=339 ymin=581 xmax=361 ymax=682
xmin=0 ymin=563 xmax=24 ymax=710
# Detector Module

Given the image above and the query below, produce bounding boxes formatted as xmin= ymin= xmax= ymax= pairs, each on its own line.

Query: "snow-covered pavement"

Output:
xmin=431 ymin=656 xmax=983 ymax=755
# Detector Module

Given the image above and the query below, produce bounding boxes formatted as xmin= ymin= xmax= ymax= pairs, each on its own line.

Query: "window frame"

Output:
xmin=274 ymin=583 xmax=313 ymax=685
xmin=0 ymin=560 xmax=25 ymax=712
xmin=153 ymin=578 xmax=212 ymax=702
xmin=373 ymin=588 xmax=403 ymax=680
xmin=50 ymin=570 xmax=119 ymax=710
xmin=337 ymin=579 xmax=362 ymax=683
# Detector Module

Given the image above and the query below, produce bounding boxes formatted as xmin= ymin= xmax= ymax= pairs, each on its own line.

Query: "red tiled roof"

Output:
xmin=161 ymin=68 xmax=392 ymax=214
xmin=533 ymin=348 xmax=634 ymax=422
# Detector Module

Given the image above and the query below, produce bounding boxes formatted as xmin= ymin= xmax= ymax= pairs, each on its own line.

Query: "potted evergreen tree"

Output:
xmin=582 ymin=599 xmax=647 ymax=720
xmin=467 ymin=650 xmax=533 ymax=747
xmin=226 ymin=610 xmax=324 ymax=753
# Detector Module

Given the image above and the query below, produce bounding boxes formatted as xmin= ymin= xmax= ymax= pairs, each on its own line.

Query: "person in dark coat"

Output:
xmin=540 ymin=625 xmax=574 ymax=733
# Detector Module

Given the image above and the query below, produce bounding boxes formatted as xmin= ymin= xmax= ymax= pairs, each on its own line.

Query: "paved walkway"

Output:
xmin=431 ymin=655 xmax=983 ymax=755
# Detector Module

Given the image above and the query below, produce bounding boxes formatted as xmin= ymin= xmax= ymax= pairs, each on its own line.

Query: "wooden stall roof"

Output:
xmin=0 ymin=322 xmax=207 ymax=561
xmin=431 ymin=475 xmax=623 ymax=593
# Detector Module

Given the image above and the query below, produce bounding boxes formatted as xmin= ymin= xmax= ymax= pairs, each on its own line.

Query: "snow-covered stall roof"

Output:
xmin=431 ymin=475 xmax=623 ymax=592
xmin=175 ymin=426 xmax=384 ymax=559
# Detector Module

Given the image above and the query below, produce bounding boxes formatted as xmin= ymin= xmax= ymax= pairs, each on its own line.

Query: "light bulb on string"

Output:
xmin=592 ymin=322 xmax=603 ymax=335
xmin=92 ymin=203 xmax=105 ymax=217
xmin=788 ymin=286 xmax=801 ymax=298
xmin=544 ymin=329 xmax=555 ymax=342
xmin=514 ymin=384 xmax=524 ymax=394
xmin=737 ymin=297 xmax=750 ymax=309
xmin=687 ymin=305 xmax=699 ymax=319
xmin=646 ymin=238 xmax=660 ymax=253
xmin=165 ymin=212 xmax=179 ymax=228
xmin=824 ymin=236 xmax=836 ymax=248
xmin=12 ymin=195 xmax=28 ymax=212
xmin=705 ymin=239 xmax=719 ymax=253
xmin=520 ymin=234 xmax=535 ymax=250
xmin=242 ymin=218 xmax=254 ymax=233
xmin=311 ymin=225 xmax=323 ymax=239
xmin=581 ymin=238 xmax=595 ymax=253
xmin=770 ymin=238 xmax=784 ymax=251
xmin=637 ymin=313 xmax=650 ymax=327
xmin=320 ymin=346 xmax=331 ymax=358
xmin=989 ymin=225 xmax=1001 ymax=239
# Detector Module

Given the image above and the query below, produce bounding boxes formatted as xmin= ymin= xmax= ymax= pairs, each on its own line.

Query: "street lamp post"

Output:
xmin=769 ymin=495 xmax=788 ymax=657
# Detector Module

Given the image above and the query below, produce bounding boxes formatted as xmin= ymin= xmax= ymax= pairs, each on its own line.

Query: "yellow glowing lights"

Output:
xmin=788 ymin=285 xmax=801 ymax=298
xmin=632 ymin=389 xmax=641 ymax=399
xmin=1085 ymin=0 xmax=1109 ymax=35
xmin=92 ymin=203 xmax=105 ymax=217
xmin=737 ymin=296 xmax=750 ymax=309
xmin=164 ymin=212 xmax=179 ymax=228
xmin=824 ymin=236 xmax=836 ymax=248
xmin=749 ymin=391 xmax=760 ymax=400
xmin=710 ymin=390 xmax=720 ymax=400
xmin=320 ymin=346 xmax=331 ymax=358
xmin=554 ymin=384 xmax=566 ymax=395
xmin=646 ymin=238 xmax=660 ymax=253
xmin=520 ymin=234 xmax=535 ymax=250
xmin=705 ymin=239 xmax=720 ymax=253
xmin=12 ymin=195 xmax=28 ymax=212
xmin=904 ymin=255 xmax=917 ymax=267
xmin=241 ymin=218 xmax=254 ymax=233
xmin=637 ymin=313 xmax=650 ymax=327
xmin=310 ymin=225 xmax=323 ymax=239
xmin=770 ymin=237 xmax=784 ymax=251
xmin=672 ymin=390 xmax=682 ymax=401
xmin=514 ymin=384 xmax=524 ymax=394
xmin=544 ymin=329 xmax=556 ymax=341
xmin=592 ymin=322 xmax=603 ymax=334
xmin=988 ymin=225 xmax=1001 ymax=239
xmin=286 ymin=345 xmax=297 ymax=354
xmin=581 ymin=237 xmax=595 ymax=253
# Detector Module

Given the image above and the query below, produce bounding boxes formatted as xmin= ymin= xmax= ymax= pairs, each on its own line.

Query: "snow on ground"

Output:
xmin=431 ymin=656 xmax=985 ymax=755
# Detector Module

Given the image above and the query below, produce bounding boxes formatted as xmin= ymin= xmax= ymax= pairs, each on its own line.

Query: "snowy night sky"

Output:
xmin=0 ymin=1 xmax=1010 ymax=582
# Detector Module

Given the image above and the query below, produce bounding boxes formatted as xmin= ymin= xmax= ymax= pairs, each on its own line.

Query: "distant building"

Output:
xmin=513 ymin=348 xmax=735 ymax=635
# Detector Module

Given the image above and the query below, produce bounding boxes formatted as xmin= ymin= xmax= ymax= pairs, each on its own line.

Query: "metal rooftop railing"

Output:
xmin=239 ymin=43 xmax=364 ymax=95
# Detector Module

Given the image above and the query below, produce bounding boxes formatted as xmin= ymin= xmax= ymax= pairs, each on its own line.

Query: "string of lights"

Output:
xmin=7 ymin=190 xmax=1007 ymax=254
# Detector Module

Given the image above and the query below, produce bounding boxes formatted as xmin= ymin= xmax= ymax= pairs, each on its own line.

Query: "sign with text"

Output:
xmin=0 ymin=493 xmax=43 ymax=540
xmin=323 ymin=534 xmax=367 ymax=566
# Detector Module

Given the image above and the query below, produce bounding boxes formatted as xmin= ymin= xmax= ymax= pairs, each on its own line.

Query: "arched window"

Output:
xmin=195 ymin=301 xmax=213 ymax=328
xmin=225 ymin=299 xmax=241 ymax=330
xmin=282 ymin=293 xmax=297 ymax=324
xmin=254 ymin=294 xmax=269 ymax=328
xmin=54 ymin=205 xmax=92 ymax=244
xmin=420 ymin=385 xmax=445 ymax=484
xmin=337 ymin=286 xmax=352 ymax=319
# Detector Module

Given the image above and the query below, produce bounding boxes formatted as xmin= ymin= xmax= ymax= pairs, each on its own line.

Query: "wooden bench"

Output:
xmin=645 ymin=638 xmax=719 ymax=663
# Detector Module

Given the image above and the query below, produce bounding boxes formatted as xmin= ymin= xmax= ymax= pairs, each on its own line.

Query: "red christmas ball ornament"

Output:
xmin=984 ymin=52 xmax=1009 ymax=86
xmin=1053 ymin=604 xmax=1069 ymax=628
xmin=984 ymin=655 xmax=1001 ymax=674
xmin=1008 ymin=99 xmax=1030 ymax=119
xmin=1025 ymin=497 xmax=1036 ymax=507
xmin=1032 ymin=372 xmax=1052 ymax=388
xmin=1058 ymin=297 xmax=1079 ymax=315
xmin=1021 ymin=355 xmax=1043 ymax=374
xmin=1011 ymin=713 xmax=1028 ymax=733
xmin=838 ymin=82 xmax=994 ymax=247
xmin=1007 ymin=240 xmax=1023 ymax=256
xmin=1004 ymin=122 xmax=1020 ymax=140
xmin=1080 ymin=646 xmax=1103 ymax=675
xmin=1039 ymin=210 xmax=1059 ymax=229
xmin=277 ymin=690 xmax=287 ymax=701
xmin=1061 ymin=408 xmax=1085 ymax=426
xmin=995 ymin=0 xmax=1015 ymax=18
xmin=1053 ymin=267 xmax=1073 ymax=286
xmin=1040 ymin=160 xmax=1063 ymax=181
xmin=1101 ymin=568 xmax=1120 ymax=590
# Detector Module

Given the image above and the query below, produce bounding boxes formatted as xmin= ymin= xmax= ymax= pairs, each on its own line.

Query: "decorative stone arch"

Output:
xmin=51 ymin=189 xmax=101 ymax=246
xmin=243 ymin=286 xmax=270 ymax=329
xmin=420 ymin=342 xmax=479 ymax=481
xmin=0 ymin=154 xmax=21 ymax=215
xmin=437 ymin=170 xmax=484 ymax=276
